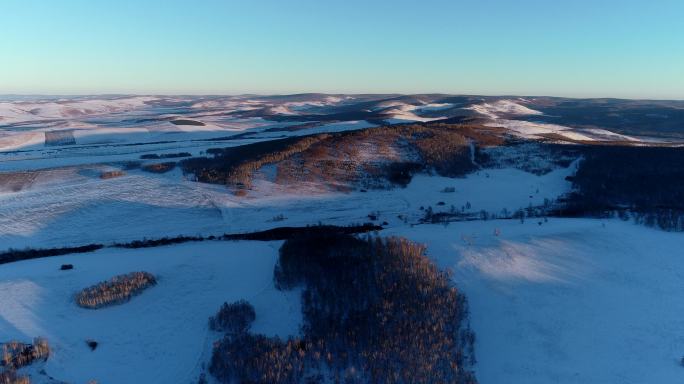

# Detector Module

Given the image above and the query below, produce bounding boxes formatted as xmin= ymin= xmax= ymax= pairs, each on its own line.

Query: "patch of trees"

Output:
xmin=1 ymin=338 xmax=49 ymax=370
xmin=0 ymin=244 xmax=103 ymax=266
xmin=141 ymin=162 xmax=176 ymax=174
xmin=183 ymin=123 xmax=484 ymax=193
xmin=181 ymin=135 xmax=328 ymax=190
xmin=476 ymin=141 xmax=580 ymax=175
xmin=0 ymin=370 xmax=30 ymax=384
xmin=383 ymin=162 xmax=424 ymax=186
xmin=1 ymin=338 xmax=49 ymax=382
xmin=170 ymin=119 xmax=205 ymax=126
xmin=209 ymin=233 xmax=476 ymax=383
xmin=44 ymin=130 xmax=75 ymax=146
xmin=274 ymin=124 xmax=477 ymax=190
xmin=99 ymin=170 xmax=126 ymax=179
xmin=421 ymin=201 xmax=555 ymax=225
xmin=209 ymin=300 xmax=256 ymax=335
xmin=211 ymin=333 xmax=307 ymax=384
xmin=558 ymin=145 xmax=684 ymax=231
xmin=406 ymin=126 xmax=476 ymax=177
xmin=75 ymin=272 xmax=157 ymax=309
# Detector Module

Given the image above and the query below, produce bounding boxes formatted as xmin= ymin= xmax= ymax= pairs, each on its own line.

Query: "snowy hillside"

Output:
xmin=2 ymin=95 xmax=681 ymax=156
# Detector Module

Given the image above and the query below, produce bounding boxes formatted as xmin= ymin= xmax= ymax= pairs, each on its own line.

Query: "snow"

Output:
xmin=0 ymin=241 xmax=301 ymax=384
xmin=0 ymin=147 xmax=582 ymax=383
xmin=388 ymin=218 xmax=684 ymax=384
xmin=1 ymin=161 xmax=682 ymax=384
xmin=486 ymin=119 xmax=642 ymax=142
xmin=466 ymin=100 xmax=543 ymax=119
xmin=466 ymin=99 xmax=643 ymax=142
xmin=415 ymin=103 xmax=454 ymax=112
xmin=0 ymin=171 xmax=227 ymax=249
xmin=0 ymin=154 xmax=577 ymax=251
xmin=269 ymin=105 xmax=295 ymax=115
xmin=487 ymin=119 xmax=591 ymax=140
xmin=583 ymin=128 xmax=639 ymax=142
xmin=2 ymin=94 xmax=684 ymax=383
xmin=0 ymin=131 xmax=44 ymax=151
xmin=0 ymin=96 xmax=156 ymax=125
xmin=283 ymin=96 xmax=347 ymax=112
xmin=382 ymin=102 xmax=446 ymax=122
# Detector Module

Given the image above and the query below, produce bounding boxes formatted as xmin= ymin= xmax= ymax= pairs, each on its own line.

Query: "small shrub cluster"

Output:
xmin=86 ymin=339 xmax=98 ymax=351
xmin=1 ymin=338 xmax=49 ymax=370
xmin=0 ymin=370 xmax=30 ymax=384
xmin=99 ymin=170 xmax=125 ymax=179
xmin=141 ymin=162 xmax=176 ymax=173
xmin=170 ymin=119 xmax=205 ymax=126
xmin=209 ymin=300 xmax=256 ymax=334
xmin=210 ymin=233 xmax=476 ymax=383
xmin=76 ymin=272 xmax=157 ymax=309
xmin=270 ymin=214 xmax=286 ymax=222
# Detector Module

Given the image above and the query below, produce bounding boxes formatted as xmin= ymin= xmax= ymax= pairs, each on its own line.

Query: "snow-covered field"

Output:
xmin=2 ymin=217 xmax=683 ymax=383
xmin=0 ymin=158 xmax=576 ymax=250
xmin=0 ymin=95 xmax=350 ymax=153
xmin=0 ymin=241 xmax=301 ymax=383
xmin=390 ymin=219 xmax=684 ymax=384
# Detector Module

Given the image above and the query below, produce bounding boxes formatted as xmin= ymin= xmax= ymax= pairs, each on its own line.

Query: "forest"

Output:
xmin=558 ymin=144 xmax=684 ymax=231
xmin=209 ymin=232 xmax=476 ymax=383
xmin=181 ymin=123 xmax=496 ymax=193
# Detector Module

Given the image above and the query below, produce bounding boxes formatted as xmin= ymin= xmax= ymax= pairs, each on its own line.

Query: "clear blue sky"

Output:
xmin=1 ymin=0 xmax=682 ymax=99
